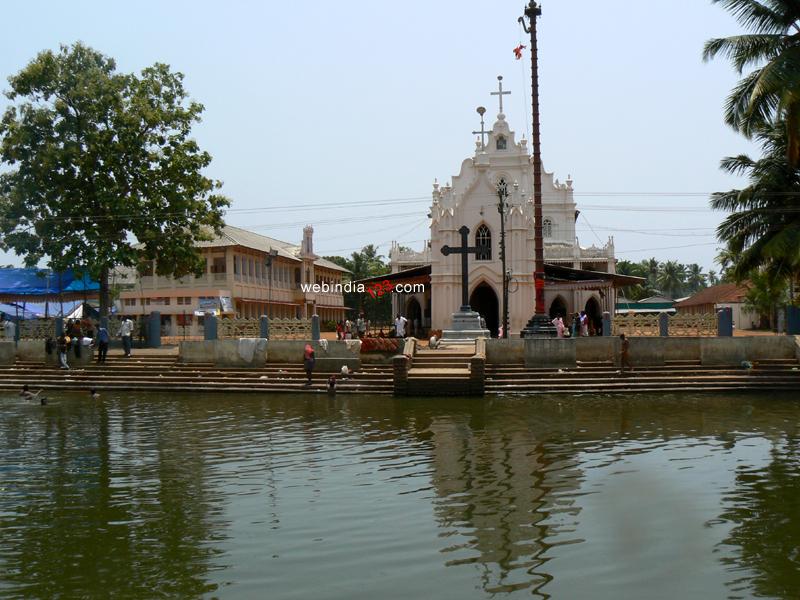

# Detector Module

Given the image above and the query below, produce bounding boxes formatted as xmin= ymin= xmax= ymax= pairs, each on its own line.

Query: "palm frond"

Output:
xmin=712 ymin=0 xmax=786 ymax=34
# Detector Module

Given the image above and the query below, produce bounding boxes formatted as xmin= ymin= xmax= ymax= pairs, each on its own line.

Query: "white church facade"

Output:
xmin=386 ymin=80 xmax=622 ymax=337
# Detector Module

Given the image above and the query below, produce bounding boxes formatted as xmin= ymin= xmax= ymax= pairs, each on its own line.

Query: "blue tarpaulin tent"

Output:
xmin=0 ymin=268 xmax=98 ymax=299
xmin=0 ymin=268 xmax=100 ymax=318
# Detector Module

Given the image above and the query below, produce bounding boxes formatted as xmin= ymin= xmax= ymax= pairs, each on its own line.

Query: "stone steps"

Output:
xmin=0 ymin=357 xmax=393 ymax=394
xmin=485 ymin=361 xmax=800 ymax=394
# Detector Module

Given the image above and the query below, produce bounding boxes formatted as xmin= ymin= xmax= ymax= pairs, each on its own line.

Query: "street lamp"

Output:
xmin=496 ymin=179 xmax=510 ymax=339
xmin=266 ymin=248 xmax=278 ymax=320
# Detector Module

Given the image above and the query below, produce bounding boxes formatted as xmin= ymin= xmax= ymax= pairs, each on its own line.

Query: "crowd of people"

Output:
xmin=44 ymin=316 xmax=134 ymax=370
xmin=551 ymin=311 xmax=604 ymax=338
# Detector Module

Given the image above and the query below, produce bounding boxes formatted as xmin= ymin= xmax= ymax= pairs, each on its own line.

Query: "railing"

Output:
xmin=270 ymin=318 xmax=311 ymax=340
xmin=18 ymin=319 xmax=56 ymax=340
xmin=612 ymin=313 xmax=717 ymax=337
xmin=218 ymin=318 xmax=261 ymax=339
xmin=669 ymin=313 xmax=717 ymax=337
xmin=612 ymin=314 xmax=661 ymax=337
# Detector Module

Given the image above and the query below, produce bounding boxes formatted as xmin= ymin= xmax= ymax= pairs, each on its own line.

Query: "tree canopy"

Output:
xmin=0 ymin=43 xmax=229 ymax=316
xmin=703 ymin=0 xmax=800 ymax=165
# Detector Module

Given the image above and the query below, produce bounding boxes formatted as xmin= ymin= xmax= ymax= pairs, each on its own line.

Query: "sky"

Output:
xmin=0 ymin=0 xmax=760 ymax=272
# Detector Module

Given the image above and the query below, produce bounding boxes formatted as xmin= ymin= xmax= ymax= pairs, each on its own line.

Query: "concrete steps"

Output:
xmin=0 ymin=357 xmax=394 ymax=395
xmin=485 ymin=360 xmax=800 ymax=394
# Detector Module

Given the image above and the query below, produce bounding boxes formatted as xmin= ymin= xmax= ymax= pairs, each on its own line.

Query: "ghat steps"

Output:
xmin=0 ymin=355 xmax=394 ymax=395
xmin=486 ymin=358 xmax=800 ymax=394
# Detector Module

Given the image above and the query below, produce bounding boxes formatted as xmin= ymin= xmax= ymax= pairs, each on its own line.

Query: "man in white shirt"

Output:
xmin=394 ymin=314 xmax=407 ymax=338
xmin=2 ymin=317 xmax=15 ymax=341
xmin=120 ymin=317 xmax=134 ymax=357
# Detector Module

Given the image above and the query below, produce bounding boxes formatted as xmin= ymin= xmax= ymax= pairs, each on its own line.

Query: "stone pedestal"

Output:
xmin=441 ymin=310 xmax=490 ymax=343
xmin=520 ymin=314 xmax=557 ymax=338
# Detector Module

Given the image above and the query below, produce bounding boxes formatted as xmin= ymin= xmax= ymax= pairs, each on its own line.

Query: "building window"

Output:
xmin=211 ymin=257 xmax=226 ymax=274
xmin=476 ymin=225 xmax=491 ymax=260
xmin=543 ymin=218 xmax=553 ymax=238
xmin=496 ymin=136 xmax=507 ymax=150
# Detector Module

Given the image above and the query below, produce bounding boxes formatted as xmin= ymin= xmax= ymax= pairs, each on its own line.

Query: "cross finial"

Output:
xmin=471 ymin=106 xmax=488 ymax=149
xmin=491 ymin=75 xmax=511 ymax=116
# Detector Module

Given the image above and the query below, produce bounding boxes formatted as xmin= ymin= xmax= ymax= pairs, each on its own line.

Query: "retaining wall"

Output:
xmin=483 ymin=335 xmax=799 ymax=367
xmin=179 ymin=339 xmax=360 ymax=370
xmin=0 ymin=341 xmax=15 ymax=365
xmin=179 ymin=339 xmax=268 ymax=368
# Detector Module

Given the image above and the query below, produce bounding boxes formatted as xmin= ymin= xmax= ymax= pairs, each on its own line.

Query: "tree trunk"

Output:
xmin=99 ymin=265 xmax=110 ymax=318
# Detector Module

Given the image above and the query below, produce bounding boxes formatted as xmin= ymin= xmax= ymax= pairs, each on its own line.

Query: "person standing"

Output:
xmin=57 ymin=333 xmax=70 ymax=370
xmin=394 ymin=314 xmax=407 ymax=338
xmin=579 ymin=311 xmax=589 ymax=337
xmin=120 ymin=316 xmax=134 ymax=357
xmin=552 ymin=315 xmax=565 ymax=338
xmin=357 ymin=314 xmax=366 ymax=339
xmin=619 ymin=333 xmax=632 ymax=373
xmin=3 ymin=316 xmax=16 ymax=341
xmin=96 ymin=325 xmax=110 ymax=364
xmin=303 ymin=343 xmax=316 ymax=387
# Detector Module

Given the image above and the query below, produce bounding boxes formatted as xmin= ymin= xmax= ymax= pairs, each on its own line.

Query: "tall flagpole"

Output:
xmin=519 ymin=0 xmax=556 ymax=337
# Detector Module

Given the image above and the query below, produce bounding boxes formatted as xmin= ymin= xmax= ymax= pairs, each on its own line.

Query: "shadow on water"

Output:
xmin=1 ymin=390 xmax=799 ymax=598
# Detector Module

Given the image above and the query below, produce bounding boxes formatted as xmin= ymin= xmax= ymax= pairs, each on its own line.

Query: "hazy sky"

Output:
xmin=0 ymin=0 xmax=759 ymax=272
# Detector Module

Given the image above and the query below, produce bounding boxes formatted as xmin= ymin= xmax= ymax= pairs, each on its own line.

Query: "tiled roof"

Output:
xmin=675 ymin=283 xmax=749 ymax=308
xmin=197 ymin=225 xmax=349 ymax=272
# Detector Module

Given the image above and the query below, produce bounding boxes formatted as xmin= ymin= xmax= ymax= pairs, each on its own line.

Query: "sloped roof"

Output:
xmin=675 ymin=283 xmax=749 ymax=308
xmin=197 ymin=225 xmax=349 ymax=273
xmin=196 ymin=225 xmax=299 ymax=261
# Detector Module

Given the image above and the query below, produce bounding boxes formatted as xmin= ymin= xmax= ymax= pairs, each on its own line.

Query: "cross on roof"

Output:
xmin=472 ymin=106 xmax=488 ymax=149
xmin=491 ymin=75 xmax=511 ymax=115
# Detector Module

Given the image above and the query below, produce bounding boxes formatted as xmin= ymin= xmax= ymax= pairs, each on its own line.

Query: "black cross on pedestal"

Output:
xmin=441 ymin=225 xmax=480 ymax=312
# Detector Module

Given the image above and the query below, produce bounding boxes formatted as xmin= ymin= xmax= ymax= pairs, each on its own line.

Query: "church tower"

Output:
xmin=391 ymin=77 xmax=616 ymax=336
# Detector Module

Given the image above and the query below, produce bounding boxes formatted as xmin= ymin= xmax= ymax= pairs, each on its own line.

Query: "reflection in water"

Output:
xmin=0 ymin=391 xmax=799 ymax=598
xmin=718 ymin=437 xmax=800 ymax=599
xmin=0 ymin=397 xmax=225 ymax=598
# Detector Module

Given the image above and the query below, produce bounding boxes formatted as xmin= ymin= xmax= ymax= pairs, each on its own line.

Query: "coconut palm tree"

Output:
xmin=708 ymin=270 xmax=720 ymax=286
xmin=686 ymin=263 xmax=707 ymax=292
xmin=657 ymin=261 xmax=687 ymax=299
xmin=703 ymin=0 xmax=800 ymax=166
xmin=711 ymin=123 xmax=800 ymax=284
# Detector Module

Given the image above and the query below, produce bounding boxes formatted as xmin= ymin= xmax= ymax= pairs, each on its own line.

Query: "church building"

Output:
xmin=386 ymin=77 xmax=628 ymax=337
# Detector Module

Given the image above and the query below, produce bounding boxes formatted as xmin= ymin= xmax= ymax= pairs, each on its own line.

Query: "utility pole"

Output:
xmin=519 ymin=0 xmax=556 ymax=337
xmin=496 ymin=179 xmax=510 ymax=339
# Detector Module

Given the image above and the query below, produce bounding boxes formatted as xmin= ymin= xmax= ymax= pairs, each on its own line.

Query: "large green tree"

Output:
xmin=703 ymin=0 xmax=800 ymax=166
xmin=711 ymin=123 xmax=800 ymax=285
xmin=0 ymin=43 xmax=228 ymax=317
xmin=657 ymin=260 xmax=687 ymax=299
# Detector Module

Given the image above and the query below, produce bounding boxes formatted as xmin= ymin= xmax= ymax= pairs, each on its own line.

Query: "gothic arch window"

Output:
xmin=476 ymin=224 xmax=492 ymax=260
xmin=543 ymin=218 xmax=553 ymax=238
xmin=496 ymin=136 xmax=507 ymax=150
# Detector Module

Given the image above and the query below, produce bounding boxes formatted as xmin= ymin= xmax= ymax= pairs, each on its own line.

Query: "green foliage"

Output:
xmin=323 ymin=245 xmax=392 ymax=323
xmin=711 ymin=123 xmax=800 ymax=289
xmin=704 ymin=0 xmax=800 ymax=165
xmin=0 ymin=43 xmax=229 ymax=315
xmin=617 ymin=257 xmax=712 ymax=301
xmin=743 ymin=269 xmax=789 ymax=329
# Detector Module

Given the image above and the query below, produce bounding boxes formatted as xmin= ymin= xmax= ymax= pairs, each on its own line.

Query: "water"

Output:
xmin=1 ymin=391 xmax=799 ymax=599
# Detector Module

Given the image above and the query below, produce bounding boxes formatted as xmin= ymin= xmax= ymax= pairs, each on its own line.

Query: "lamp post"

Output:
xmin=496 ymin=179 xmax=510 ymax=339
xmin=266 ymin=248 xmax=278 ymax=320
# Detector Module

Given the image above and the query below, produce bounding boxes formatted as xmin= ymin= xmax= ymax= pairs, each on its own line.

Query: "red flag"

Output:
xmin=513 ymin=44 xmax=526 ymax=59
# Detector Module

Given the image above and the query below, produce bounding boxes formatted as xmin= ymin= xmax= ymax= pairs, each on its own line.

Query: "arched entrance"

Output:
xmin=585 ymin=296 xmax=602 ymax=336
xmin=470 ymin=283 xmax=499 ymax=337
xmin=406 ymin=297 xmax=422 ymax=337
xmin=549 ymin=296 xmax=568 ymax=320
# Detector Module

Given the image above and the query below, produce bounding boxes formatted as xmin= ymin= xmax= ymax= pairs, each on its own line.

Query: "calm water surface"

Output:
xmin=1 ymin=390 xmax=799 ymax=599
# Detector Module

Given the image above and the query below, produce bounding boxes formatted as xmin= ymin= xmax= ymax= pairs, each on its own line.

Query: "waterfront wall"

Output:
xmin=0 ymin=341 xmax=14 ymax=365
xmin=179 ymin=339 xmax=268 ymax=368
xmin=178 ymin=339 xmax=361 ymax=371
xmin=484 ymin=336 xmax=800 ymax=367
